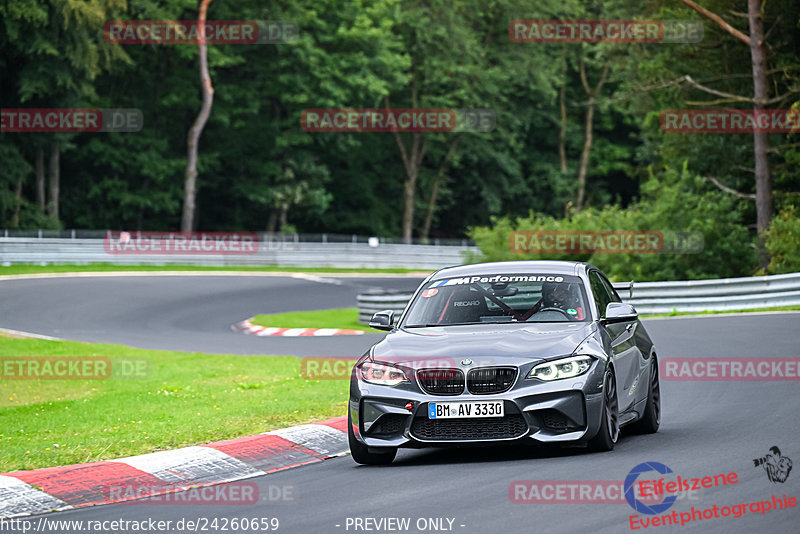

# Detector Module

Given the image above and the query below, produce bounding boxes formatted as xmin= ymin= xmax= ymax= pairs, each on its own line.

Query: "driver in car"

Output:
xmin=520 ymin=281 xmax=584 ymax=320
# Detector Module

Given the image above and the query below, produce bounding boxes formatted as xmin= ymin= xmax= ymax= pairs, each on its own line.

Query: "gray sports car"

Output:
xmin=348 ymin=260 xmax=660 ymax=465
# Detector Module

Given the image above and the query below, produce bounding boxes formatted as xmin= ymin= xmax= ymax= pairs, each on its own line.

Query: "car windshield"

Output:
xmin=403 ymin=273 xmax=590 ymax=327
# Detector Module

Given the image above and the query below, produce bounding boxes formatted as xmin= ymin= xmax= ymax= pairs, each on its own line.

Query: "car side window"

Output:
xmin=599 ymin=274 xmax=622 ymax=303
xmin=589 ymin=271 xmax=612 ymax=317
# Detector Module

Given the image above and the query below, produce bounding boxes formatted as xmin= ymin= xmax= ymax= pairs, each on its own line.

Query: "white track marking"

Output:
xmin=268 ymin=425 xmax=348 ymax=456
xmin=281 ymin=328 xmax=307 ymax=337
xmin=255 ymin=327 xmax=282 ymax=336
xmin=312 ymin=328 xmax=340 ymax=336
xmin=0 ymin=271 xmax=428 ymax=282
xmin=0 ymin=328 xmax=61 ymax=340
xmin=0 ymin=475 xmax=70 ymax=517
xmin=290 ymin=273 xmax=343 ymax=285
xmin=116 ymin=446 xmax=262 ymax=484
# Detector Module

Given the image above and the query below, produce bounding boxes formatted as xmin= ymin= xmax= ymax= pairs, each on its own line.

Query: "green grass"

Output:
xmin=0 ymin=335 xmax=348 ymax=473
xmin=0 ymin=263 xmax=421 ymax=276
xmin=251 ymin=308 xmax=372 ymax=332
xmin=640 ymin=305 xmax=800 ymax=318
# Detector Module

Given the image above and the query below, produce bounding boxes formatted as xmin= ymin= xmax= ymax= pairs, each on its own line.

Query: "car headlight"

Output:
xmin=359 ymin=361 xmax=408 ymax=386
xmin=527 ymin=356 xmax=594 ymax=381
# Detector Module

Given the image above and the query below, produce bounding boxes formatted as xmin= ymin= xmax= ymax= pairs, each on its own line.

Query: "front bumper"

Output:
xmin=350 ymin=361 xmax=606 ymax=448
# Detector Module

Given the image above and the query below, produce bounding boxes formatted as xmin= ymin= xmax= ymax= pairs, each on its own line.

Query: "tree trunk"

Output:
xmin=576 ymin=103 xmax=594 ymax=212
xmin=576 ymin=60 xmax=609 ymax=211
xmin=11 ymin=178 xmax=22 ymax=228
xmin=420 ymin=137 xmax=460 ymax=240
xmin=35 ymin=148 xmax=45 ymax=211
xmin=47 ymin=142 xmax=60 ymax=219
xmin=391 ymin=118 xmax=427 ymax=243
xmin=748 ymin=0 xmax=772 ymax=238
xmin=559 ymin=48 xmax=568 ymax=174
xmin=279 ymin=204 xmax=288 ymax=229
xmin=389 ymin=71 xmax=428 ymax=243
xmin=401 ymin=144 xmax=420 ymax=243
xmin=181 ymin=0 xmax=215 ymax=232
xmin=266 ymin=211 xmax=277 ymax=233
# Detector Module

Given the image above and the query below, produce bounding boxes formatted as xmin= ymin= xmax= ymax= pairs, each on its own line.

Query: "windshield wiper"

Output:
xmin=404 ymin=322 xmax=483 ymax=328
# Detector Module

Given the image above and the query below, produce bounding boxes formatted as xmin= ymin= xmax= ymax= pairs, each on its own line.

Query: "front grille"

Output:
xmin=410 ymin=413 xmax=528 ymax=441
xmin=366 ymin=414 xmax=407 ymax=436
xmin=467 ymin=367 xmax=517 ymax=394
xmin=417 ymin=368 xmax=465 ymax=395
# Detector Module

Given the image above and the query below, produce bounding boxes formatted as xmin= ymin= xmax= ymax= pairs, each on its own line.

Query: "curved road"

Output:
xmin=0 ymin=274 xmax=423 ymax=356
xmin=2 ymin=275 xmax=799 ymax=533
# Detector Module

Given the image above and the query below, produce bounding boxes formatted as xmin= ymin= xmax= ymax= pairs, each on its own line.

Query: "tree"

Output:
xmin=576 ymin=55 xmax=609 ymax=211
xmin=616 ymin=0 xmax=798 ymax=266
xmin=181 ymin=0 xmax=215 ymax=232
xmin=0 ymin=0 xmax=128 ymax=226
xmin=677 ymin=0 xmax=780 ymax=252
xmin=387 ymin=0 xmax=569 ymax=241
xmin=386 ymin=0 xmax=497 ymax=242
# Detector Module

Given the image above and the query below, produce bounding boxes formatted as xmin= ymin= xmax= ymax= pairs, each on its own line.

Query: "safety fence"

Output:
xmin=0 ymin=235 xmax=476 ymax=270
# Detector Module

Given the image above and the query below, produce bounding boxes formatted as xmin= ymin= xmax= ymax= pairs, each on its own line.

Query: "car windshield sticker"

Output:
xmin=567 ymin=308 xmax=577 ymax=315
xmin=422 ymin=288 xmax=438 ymax=298
xmin=429 ymin=274 xmax=565 ymax=288
xmin=454 ymin=300 xmax=481 ymax=307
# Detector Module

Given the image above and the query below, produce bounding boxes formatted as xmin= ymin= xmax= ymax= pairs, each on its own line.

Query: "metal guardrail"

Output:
xmin=624 ymin=272 xmax=800 ymax=314
xmin=0 ymin=229 xmax=473 ymax=247
xmin=0 ymin=237 xmax=477 ymax=270
xmin=357 ymin=291 xmax=415 ymax=323
xmin=357 ymin=272 xmax=800 ymax=323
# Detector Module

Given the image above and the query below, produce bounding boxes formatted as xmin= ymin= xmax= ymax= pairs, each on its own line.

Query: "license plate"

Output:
xmin=427 ymin=401 xmax=504 ymax=419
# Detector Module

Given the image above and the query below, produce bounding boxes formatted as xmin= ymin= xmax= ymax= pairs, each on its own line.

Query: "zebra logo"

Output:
xmin=753 ymin=446 xmax=793 ymax=483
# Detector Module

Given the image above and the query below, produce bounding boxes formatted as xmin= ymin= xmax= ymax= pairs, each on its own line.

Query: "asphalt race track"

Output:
xmin=3 ymin=275 xmax=799 ymax=534
xmin=0 ymin=274 xmax=423 ymax=357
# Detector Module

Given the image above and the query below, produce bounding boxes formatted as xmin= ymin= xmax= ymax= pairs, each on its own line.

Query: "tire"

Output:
xmin=588 ymin=368 xmax=620 ymax=452
xmin=630 ymin=358 xmax=660 ymax=434
xmin=348 ymin=413 xmax=397 ymax=465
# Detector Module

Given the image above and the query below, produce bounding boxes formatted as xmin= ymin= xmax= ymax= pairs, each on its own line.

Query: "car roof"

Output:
xmin=429 ymin=260 xmax=593 ymax=280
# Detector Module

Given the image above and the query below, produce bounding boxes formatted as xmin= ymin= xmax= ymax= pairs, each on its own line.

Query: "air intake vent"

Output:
xmin=411 ymin=412 xmax=527 ymax=441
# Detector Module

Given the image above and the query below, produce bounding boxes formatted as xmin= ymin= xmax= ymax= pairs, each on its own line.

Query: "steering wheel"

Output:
xmin=533 ymin=307 xmax=574 ymax=320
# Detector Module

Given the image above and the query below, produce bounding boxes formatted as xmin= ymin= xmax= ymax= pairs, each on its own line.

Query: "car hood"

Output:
xmin=371 ymin=322 xmax=596 ymax=368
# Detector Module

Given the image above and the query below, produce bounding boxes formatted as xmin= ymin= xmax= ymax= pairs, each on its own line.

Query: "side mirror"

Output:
xmin=602 ymin=302 xmax=638 ymax=324
xmin=368 ymin=310 xmax=395 ymax=331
